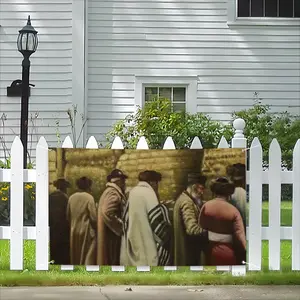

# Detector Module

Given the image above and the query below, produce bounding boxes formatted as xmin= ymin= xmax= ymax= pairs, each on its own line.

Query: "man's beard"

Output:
xmin=191 ymin=191 xmax=203 ymax=205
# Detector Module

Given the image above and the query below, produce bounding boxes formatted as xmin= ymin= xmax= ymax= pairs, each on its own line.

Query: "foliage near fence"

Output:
xmin=0 ymin=118 xmax=299 ymax=277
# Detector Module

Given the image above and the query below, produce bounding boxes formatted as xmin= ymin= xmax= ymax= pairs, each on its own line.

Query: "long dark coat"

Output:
xmin=97 ymin=182 xmax=126 ymax=266
xmin=49 ymin=190 xmax=70 ymax=264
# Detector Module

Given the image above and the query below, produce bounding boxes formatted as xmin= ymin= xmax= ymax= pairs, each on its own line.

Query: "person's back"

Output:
xmin=49 ymin=190 xmax=70 ymax=264
xmin=68 ymin=192 xmax=92 ymax=232
xmin=199 ymin=177 xmax=246 ymax=266
xmin=67 ymin=183 xmax=97 ymax=266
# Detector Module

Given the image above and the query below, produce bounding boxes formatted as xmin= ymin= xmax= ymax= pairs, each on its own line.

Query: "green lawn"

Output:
xmin=1 ymin=201 xmax=299 ymax=286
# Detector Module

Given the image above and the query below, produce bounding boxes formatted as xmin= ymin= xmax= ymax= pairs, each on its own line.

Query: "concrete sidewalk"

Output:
xmin=1 ymin=285 xmax=300 ymax=300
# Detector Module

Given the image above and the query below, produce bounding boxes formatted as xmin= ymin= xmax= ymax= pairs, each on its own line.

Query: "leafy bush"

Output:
xmin=105 ymin=97 xmax=233 ymax=149
xmin=232 ymin=92 xmax=300 ymax=170
xmin=106 ymin=94 xmax=299 ymax=202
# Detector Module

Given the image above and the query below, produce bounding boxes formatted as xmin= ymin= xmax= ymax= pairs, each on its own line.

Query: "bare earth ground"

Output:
xmin=1 ymin=286 xmax=300 ymax=300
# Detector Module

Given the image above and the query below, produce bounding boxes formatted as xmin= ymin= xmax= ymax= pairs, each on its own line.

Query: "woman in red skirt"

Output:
xmin=199 ymin=177 xmax=246 ymax=266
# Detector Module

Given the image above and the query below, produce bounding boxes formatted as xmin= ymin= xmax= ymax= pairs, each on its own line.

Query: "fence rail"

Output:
xmin=0 ymin=118 xmax=299 ymax=276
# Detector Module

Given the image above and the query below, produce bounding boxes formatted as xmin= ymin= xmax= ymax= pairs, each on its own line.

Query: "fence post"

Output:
xmin=268 ymin=139 xmax=282 ymax=271
xmin=292 ymin=139 xmax=300 ymax=270
xmin=231 ymin=118 xmax=247 ymax=276
xmin=35 ymin=137 xmax=49 ymax=270
xmin=10 ymin=137 xmax=24 ymax=270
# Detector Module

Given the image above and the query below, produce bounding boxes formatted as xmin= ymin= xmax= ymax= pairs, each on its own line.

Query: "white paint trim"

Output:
xmin=134 ymin=76 xmax=198 ymax=114
xmin=72 ymin=0 xmax=85 ymax=147
xmin=83 ymin=0 xmax=89 ymax=146
xmin=227 ymin=0 xmax=300 ymax=27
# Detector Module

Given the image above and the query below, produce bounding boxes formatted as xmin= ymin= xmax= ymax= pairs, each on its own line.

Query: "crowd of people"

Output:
xmin=49 ymin=163 xmax=247 ymax=266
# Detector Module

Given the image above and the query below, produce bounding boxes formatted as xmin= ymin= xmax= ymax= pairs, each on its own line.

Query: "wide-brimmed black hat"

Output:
xmin=138 ymin=170 xmax=162 ymax=183
xmin=53 ymin=178 xmax=70 ymax=189
xmin=107 ymin=169 xmax=128 ymax=182
xmin=210 ymin=177 xmax=235 ymax=196
xmin=187 ymin=173 xmax=207 ymax=186
xmin=76 ymin=176 xmax=93 ymax=190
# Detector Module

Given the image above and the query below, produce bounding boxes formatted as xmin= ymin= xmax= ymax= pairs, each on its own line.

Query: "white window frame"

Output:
xmin=227 ymin=0 xmax=300 ymax=26
xmin=134 ymin=76 xmax=198 ymax=114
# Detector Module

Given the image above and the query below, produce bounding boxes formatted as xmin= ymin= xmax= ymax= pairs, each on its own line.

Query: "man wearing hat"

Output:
xmin=49 ymin=178 xmax=71 ymax=265
xmin=97 ymin=169 xmax=128 ymax=265
xmin=173 ymin=173 xmax=207 ymax=266
xmin=120 ymin=170 xmax=172 ymax=267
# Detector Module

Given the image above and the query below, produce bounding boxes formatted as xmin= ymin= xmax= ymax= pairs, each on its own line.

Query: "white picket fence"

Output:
xmin=0 ymin=118 xmax=299 ymax=276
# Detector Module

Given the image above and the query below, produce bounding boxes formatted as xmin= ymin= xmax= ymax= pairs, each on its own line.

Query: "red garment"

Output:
xmin=199 ymin=198 xmax=246 ymax=266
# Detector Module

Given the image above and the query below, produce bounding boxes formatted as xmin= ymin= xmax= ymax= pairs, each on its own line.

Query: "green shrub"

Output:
xmin=105 ymin=97 xmax=233 ymax=149
xmin=232 ymin=93 xmax=300 ymax=170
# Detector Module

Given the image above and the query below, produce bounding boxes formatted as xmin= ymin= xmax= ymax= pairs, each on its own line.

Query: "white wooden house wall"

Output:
xmin=0 ymin=0 xmax=299 ymax=156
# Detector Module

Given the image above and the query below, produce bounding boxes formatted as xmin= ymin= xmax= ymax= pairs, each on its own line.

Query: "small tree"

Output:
xmin=232 ymin=92 xmax=300 ymax=170
xmin=105 ymin=97 xmax=232 ymax=149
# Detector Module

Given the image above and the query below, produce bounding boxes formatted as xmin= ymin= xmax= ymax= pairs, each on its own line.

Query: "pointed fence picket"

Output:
xmin=248 ymin=138 xmax=263 ymax=271
xmin=35 ymin=137 xmax=49 ymax=271
xmin=292 ymin=140 xmax=300 ymax=271
xmin=0 ymin=118 xmax=300 ymax=276
xmin=10 ymin=137 xmax=24 ymax=270
xmin=268 ymin=139 xmax=282 ymax=271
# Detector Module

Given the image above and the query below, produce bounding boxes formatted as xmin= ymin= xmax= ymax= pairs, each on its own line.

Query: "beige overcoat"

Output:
xmin=67 ymin=192 xmax=97 ymax=265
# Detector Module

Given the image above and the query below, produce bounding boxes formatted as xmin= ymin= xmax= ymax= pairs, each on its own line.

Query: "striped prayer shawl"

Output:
xmin=121 ymin=202 xmax=171 ymax=266
xmin=148 ymin=204 xmax=172 ymax=266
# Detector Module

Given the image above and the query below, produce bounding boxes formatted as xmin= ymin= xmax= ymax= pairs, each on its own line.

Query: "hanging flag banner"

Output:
xmin=48 ymin=148 xmax=246 ymax=267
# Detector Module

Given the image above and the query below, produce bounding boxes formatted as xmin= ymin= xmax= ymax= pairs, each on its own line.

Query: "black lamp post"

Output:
xmin=17 ymin=15 xmax=38 ymax=169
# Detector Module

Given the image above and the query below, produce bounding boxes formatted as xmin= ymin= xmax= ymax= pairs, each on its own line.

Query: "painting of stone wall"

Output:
xmin=116 ymin=149 xmax=204 ymax=202
xmin=48 ymin=148 xmax=247 ymax=268
xmin=200 ymin=148 xmax=246 ymax=200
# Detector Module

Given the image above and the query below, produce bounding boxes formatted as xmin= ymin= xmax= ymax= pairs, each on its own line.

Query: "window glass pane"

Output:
xmin=251 ymin=0 xmax=264 ymax=16
xmin=265 ymin=0 xmax=278 ymax=17
xmin=173 ymin=87 xmax=186 ymax=102
xmin=159 ymin=87 xmax=172 ymax=100
xmin=173 ymin=103 xmax=186 ymax=112
xmin=145 ymin=87 xmax=158 ymax=102
xmin=295 ymin=0 xmax=300 ymax=17
xmin=238 ymin=0 xmax=250 ymax=17
xmin=279 ymin=0 xmax=293 ymax=17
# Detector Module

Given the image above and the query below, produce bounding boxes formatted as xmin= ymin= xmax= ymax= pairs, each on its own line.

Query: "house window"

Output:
xmin=144 ymin=86 xmax=186 ymax=112
xmin=238 ymin=0 xmax=300 ymax=18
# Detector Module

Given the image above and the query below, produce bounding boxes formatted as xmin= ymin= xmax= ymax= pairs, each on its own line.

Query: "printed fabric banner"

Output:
xmin=48 ymin=148 xmax=247 ymax=267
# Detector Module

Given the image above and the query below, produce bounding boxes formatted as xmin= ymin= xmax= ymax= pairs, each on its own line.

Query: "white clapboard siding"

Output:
xmin=0 ymin=0 xmax=73 ymax=161
xmin=1 ymin=118 xmax=300 ymax=275
xmin=248 ymin=138 xmax=263 ymax=271
xmin=292 ymin=140 xmax=300 ymax=271
xmin=268 ymin=139 xmax=282 ymax=271
xmin=87 ymin=0 xmax=300 ymax=142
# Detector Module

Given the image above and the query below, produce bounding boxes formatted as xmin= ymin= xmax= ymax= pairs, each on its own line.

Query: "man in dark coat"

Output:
xmin=49 ymin=178 xmax=71 ymax=264
xmin=97 ymin=169 xmax=128 ymax=265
